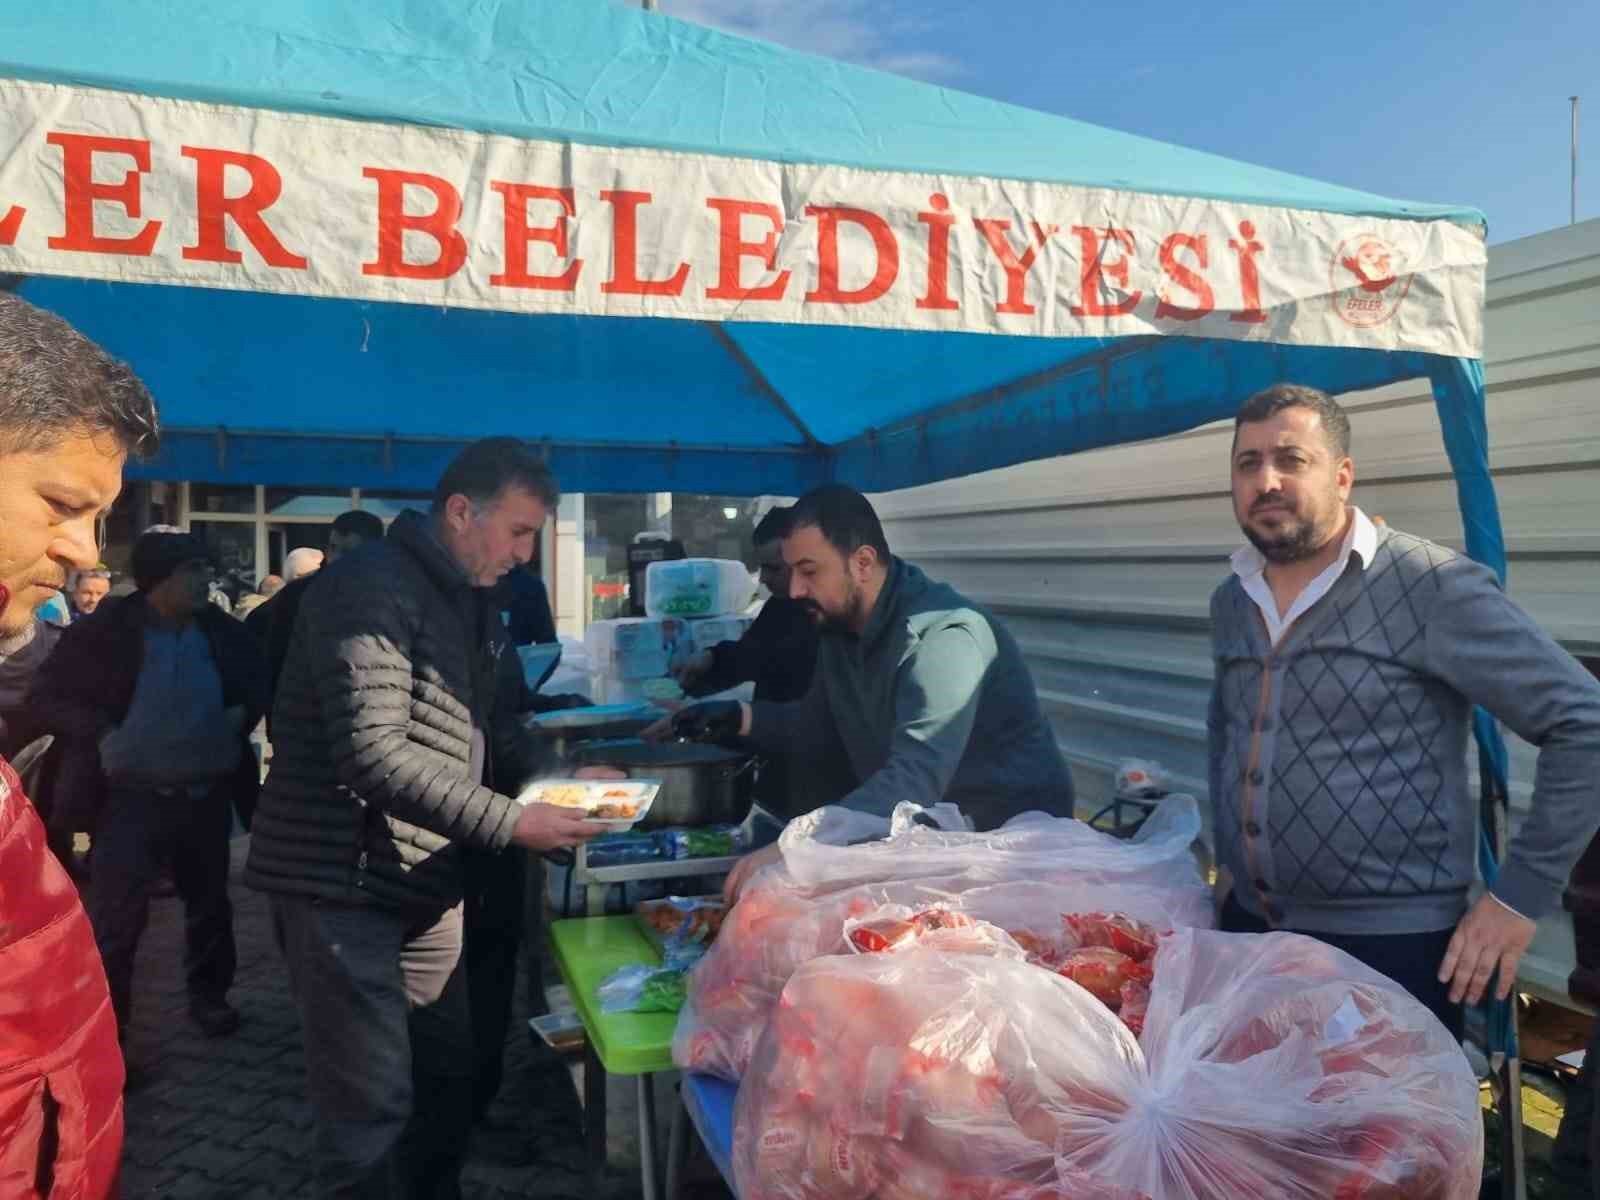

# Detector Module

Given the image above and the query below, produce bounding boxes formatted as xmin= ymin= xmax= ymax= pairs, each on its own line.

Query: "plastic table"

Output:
xmin=666 ymin=1074 xmax=738 ymax=1199
xmin=549 ymin=915 xmax=677 ymax=1200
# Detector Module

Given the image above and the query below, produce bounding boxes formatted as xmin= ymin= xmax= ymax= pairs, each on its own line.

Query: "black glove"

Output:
xmin=671 ymin=700 xmax=744 ymax=743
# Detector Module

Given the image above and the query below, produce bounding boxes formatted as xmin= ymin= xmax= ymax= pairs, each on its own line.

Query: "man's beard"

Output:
xmin=1242 ymin=516 xmax=1322 ymax=564
xmin=1241 ymin=495 xmax=1336 ymax=565
xmin=806 ymin=576 xmax=866 ymax=633
xmin=0 ymin=600 xmax=33 ymax=642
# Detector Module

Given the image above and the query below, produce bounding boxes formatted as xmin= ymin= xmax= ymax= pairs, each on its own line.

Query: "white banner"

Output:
xmin=0 ymin=79 xmax=1485 ymax=358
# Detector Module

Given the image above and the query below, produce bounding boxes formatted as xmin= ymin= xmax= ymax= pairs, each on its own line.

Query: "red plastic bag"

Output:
xmin=734 ymin=929 xmax=1482 ymax=1200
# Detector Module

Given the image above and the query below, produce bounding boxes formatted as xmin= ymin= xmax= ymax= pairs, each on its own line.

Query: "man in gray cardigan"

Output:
xmin=671 ymin=484 xmax=1075 ymax=900
xmin=1209 ymin=383 xmax=1600 ymax=1038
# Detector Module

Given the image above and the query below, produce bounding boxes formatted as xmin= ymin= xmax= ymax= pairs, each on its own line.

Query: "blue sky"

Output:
xmin=662 ymin=0 xmax=1596 ymax=244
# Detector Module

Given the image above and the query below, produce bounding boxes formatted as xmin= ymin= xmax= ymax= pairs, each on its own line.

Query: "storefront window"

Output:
xmin=671 ymin=494 xmax=758 ymax=563
xmin=358 ymin=489 xmax=433 ymax=522
xmin=189 ymin=483 xmax=255 ymax=515
xmin=264 ymin=487 xmax=354 ymax=519
xmin=101 ymin=481 xmax=178 ymax=577
xmin=190 ymin=519 xmax=258 ymax=590
xmin=585 ymin=494 xmax=649 ymax=622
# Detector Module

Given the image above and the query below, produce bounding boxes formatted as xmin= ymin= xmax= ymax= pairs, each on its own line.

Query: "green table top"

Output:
xmin=550 ymin=915 xmax=677 ymax=1076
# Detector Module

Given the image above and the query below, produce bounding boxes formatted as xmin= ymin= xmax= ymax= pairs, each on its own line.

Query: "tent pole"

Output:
xmin=1572 ymin=96 xmax=1580 ymax=226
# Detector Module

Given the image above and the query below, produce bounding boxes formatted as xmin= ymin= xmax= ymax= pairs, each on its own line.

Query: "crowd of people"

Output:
xmin=3 ymin=288 xmax=1600 ymax=1198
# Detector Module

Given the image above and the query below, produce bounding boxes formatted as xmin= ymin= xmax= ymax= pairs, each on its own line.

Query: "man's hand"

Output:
xmin=723 ymin=842 xmax=783 ymax=904
xmin=510 ymin=802 xmax=606 ymax=852
xmin=671 ymin=700 xmax=750 ymax=743
xmin=1439 ymin=894 xmax=1537 ymax=1005
xmin=640 ymin=714 xmax=674 ymax=742
xmin=671 ymin=649 xmax=714 ymax=688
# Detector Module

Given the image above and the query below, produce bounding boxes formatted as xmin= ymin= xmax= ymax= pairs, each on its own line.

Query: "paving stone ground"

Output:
xmin=115 ymin=837 xmax=730 ymax=1200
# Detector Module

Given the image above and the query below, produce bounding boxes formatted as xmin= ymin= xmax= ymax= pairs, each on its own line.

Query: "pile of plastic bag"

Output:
xmin=732 ymin=924 xmax=1482 ymax=1200
xmin=674 ymin=798 xmax=1210 ymax=1079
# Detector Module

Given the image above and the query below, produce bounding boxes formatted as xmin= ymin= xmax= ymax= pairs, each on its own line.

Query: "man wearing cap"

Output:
xmin=30 ymin=527 xmax=269 ymax=1047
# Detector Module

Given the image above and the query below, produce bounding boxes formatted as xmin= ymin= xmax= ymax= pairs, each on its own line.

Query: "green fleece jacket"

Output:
xmin=748 ymin=558 xmax=1074 ymax=831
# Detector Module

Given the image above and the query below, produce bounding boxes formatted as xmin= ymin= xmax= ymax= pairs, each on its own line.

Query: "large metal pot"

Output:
xmin=521 ymin=704 xmax=660 ymax=759
xmin=570 ymin=739 xmax=757 ymax=829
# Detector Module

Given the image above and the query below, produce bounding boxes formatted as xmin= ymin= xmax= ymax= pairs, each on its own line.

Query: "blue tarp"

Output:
xmin=2 ymin=0 xmax=1490 ymax=500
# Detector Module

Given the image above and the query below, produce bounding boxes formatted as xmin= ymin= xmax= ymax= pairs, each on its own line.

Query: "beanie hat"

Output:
xmin=130 ymin=531 xmax=211 ymax=592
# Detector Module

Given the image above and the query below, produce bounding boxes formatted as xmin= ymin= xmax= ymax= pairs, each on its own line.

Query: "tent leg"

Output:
xmin=1491 ymin=998 xmax=1529 ymax=1200
xmin=1496 ymin=1048 xmax=1527 ymax=1200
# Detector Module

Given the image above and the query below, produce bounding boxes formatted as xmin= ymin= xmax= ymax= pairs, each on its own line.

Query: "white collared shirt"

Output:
xmin=1230 ymin=506 xmax=1378 ymax=646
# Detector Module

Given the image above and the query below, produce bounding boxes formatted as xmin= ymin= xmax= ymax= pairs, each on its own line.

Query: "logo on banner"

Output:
xmin=1330 ymin=235 xmax=1413 ymax=327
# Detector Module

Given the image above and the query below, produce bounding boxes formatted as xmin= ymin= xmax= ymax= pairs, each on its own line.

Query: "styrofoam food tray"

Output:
xmin=514 ymin=777 xmax=661 ymax=828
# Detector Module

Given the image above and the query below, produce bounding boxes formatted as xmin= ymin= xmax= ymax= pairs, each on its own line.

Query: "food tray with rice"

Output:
xmin=517 ymin=778 xmax=662 ymax=829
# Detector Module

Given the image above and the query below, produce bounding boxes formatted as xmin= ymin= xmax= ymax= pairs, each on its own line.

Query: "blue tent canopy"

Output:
xmin=0 ymin=0 xmax=1498 ymax=578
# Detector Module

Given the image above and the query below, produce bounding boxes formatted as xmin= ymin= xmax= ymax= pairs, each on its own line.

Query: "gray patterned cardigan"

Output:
xmin=1208 ymin=525 xmax=1600 ymax=935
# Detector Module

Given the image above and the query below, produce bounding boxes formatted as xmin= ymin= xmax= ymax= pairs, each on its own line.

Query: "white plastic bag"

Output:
xmin=673 ymin=873 xmax=1211 ymax=1081
xmin=780 ymin=799 xmax=972 ymax=853
xmin=733 ymin=928 xmax=1483 ymax=1200
xmin=676 ymin=797 xmax=1207 ymax=1082
xmin=777 ymin=795 xmax=1203 ymax=892
xmin=1114 ymin=757 xmax=1168 ymax=797
xmin=732 ymin=933 xmax=1143 ymax=1199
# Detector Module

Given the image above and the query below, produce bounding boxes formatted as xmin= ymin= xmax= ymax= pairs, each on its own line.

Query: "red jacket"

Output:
xmin=0 ymin=754 xmax=123 ymax=1198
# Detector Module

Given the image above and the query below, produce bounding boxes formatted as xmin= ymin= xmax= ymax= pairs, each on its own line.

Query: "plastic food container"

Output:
xmin=688 ymin=615 xmax=751 ymax=653
xmin=584 ymin=618 xmax=671 ymax=679
xmin=636 ymin=896 xmax=728 ymax=954
xmin=528 ymin=1011 xmax=585 ymax=1054
xmin=514 ymin=778 xmax=662 ymax=829
xmin=644 ymin=559 xmax=754 ymax=618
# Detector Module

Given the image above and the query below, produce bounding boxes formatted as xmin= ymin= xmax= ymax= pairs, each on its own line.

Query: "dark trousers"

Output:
xmin=1221 ymin=892 xmax=1464 ymax=1040
xmin=274 ymin=896 xmax=474 ymax=1200
xmin=1552 ymin=1017 xmax=1600 ymax=1198
xmin=462 ymin=850 xmax=526 ymax=1122
xmin=86 ymin=782 xmax=236 ymax=1034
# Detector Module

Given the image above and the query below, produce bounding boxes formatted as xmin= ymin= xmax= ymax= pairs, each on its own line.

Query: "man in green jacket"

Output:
xmin=672 ymin=484 xmax=1075 ymax=900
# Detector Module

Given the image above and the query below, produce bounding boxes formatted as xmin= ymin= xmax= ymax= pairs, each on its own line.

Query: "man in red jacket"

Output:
xmin=0 ymin=291 xmax=160 ymax=1196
